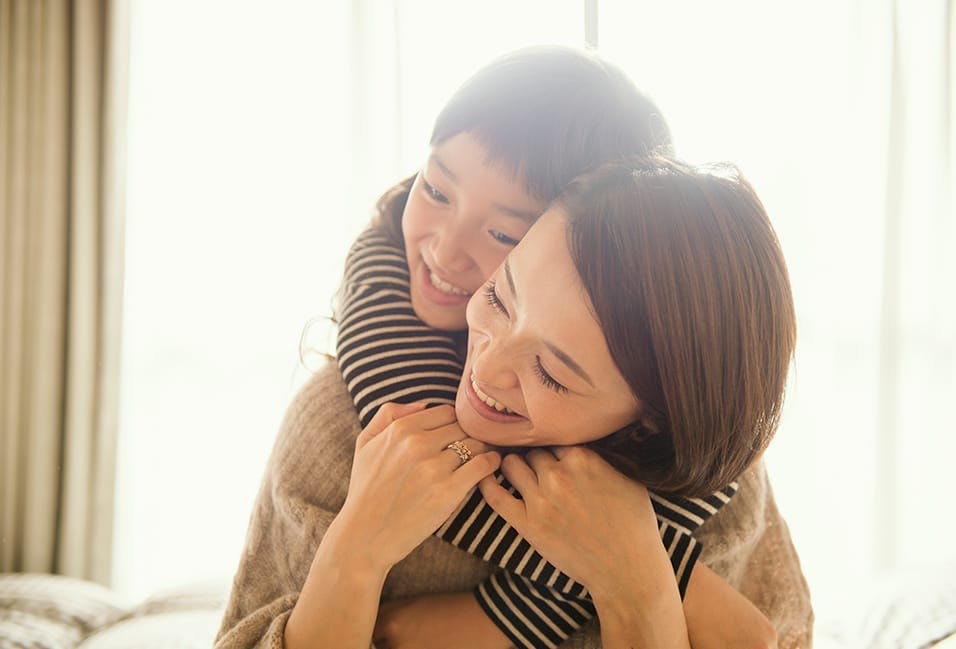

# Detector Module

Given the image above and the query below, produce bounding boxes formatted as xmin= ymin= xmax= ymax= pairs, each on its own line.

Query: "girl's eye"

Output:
xmin=483 ymin=281 xmax=509 ymax=317
xmin=489 ymin=230 xmax=521 ymax=247
xmin=422 ymin=179 xmax=449 ymax=204
xmin=533 ymin=357 xmax=569 ymax=394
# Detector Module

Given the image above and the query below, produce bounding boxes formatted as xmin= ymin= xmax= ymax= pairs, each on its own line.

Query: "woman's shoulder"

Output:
xmin=275 ymin=360 xmax=357 ymax=444
xmin=696 ymin=460 xmax=813 ymax=647
xmin=264 ymin=360 xmax=360 ymax=518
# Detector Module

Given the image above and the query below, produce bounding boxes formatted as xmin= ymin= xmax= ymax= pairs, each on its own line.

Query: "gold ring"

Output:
xmin=446 ymin=440 xmax=473 ymax=466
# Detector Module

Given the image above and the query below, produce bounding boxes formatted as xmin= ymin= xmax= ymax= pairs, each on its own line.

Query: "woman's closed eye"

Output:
xmin=482 ymin=281 xmax=568 ymax=394
xmin=483 ymin=281 xmax=509 ymax=317
xmin=533 ymin=357 xmax=568 ymax=394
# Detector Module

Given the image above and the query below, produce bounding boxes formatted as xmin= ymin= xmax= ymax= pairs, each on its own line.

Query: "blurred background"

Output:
xmin=2 ymin=0 xmax=954 ymax=644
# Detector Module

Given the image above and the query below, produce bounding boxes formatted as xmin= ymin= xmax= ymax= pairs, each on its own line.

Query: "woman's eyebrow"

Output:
xmin=504 ymin=259 xmax=595 ymax=388
xmin=545 ymin=342 xmax=595 ymax=388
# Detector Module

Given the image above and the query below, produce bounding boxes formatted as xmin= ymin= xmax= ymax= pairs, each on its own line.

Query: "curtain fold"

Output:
xmin=874 ymin=0 xmax=956 ymax=571
xmin=0 ymin=0 xmax=128 ymax=585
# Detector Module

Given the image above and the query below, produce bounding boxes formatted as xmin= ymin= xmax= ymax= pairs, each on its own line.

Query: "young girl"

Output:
xmin=333 ymin=47 xmax=743 ymax=648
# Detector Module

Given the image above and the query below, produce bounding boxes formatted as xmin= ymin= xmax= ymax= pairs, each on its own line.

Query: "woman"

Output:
xmin=216 ymin=157 xmax=812 ymax=648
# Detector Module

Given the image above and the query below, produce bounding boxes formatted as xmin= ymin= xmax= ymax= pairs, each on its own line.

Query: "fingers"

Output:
xmin=438 ymin=434 xmax=494 ymax=471
xmin=478 ymin=474 xmax=527 ymax=531
xmin=499 ymin=452 xmax=540 ymax=495
xmin=358 ymin=402 xmax=457 ymax=449
xmin=450 ymin=450 xmax=502 ymax=494
xmin=549 ymin=445 xmax=574 ymax=460
xmin=356 ymin=401 xmax=428 ymax=448
xmin=398 ymin=403 xmax=459 ymax=431
xmin=425 ymin=420 xmax=480 ymax=449
xmin=525 ymin=448 xmax=558 ymax=473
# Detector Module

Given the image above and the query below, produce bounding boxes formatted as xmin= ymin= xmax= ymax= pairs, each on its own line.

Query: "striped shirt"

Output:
xmin=335 ymin=228 xmax=738 ymax=649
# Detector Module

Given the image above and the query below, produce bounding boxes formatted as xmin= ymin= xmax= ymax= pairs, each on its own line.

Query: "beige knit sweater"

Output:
xmin=215 ymin=361 xmax=813 ymax=648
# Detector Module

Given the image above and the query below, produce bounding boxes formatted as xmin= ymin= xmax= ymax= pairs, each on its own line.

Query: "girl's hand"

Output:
xmin=336 ymin=403 xmax=502 ymax=572
xmin=478 ymin=446 xmax=660 ymax=598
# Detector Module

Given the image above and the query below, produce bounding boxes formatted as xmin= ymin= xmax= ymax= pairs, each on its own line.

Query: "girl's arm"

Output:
xmin=684 ymin=565 xmax=778 ymax=649
xmin=372 ymin=563 xmax=775 ymax=649
xmin=477 ymin=448 xmax=778 ymax=649
xmin=373 ymin=592 xmax=515 ymax=649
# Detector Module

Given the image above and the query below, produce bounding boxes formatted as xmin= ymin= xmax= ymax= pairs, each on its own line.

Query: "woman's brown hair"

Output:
xmin=563 ymin=157 xmax=797 ymax=497
xmin=370 ymin=45 xmax=672 ymax=245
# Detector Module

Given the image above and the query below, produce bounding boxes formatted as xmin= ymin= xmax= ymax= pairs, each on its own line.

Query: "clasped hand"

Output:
xmin=336 ymin=402 xmax=502 ymax=572
xmin=479 ymin=446 xmax=661 ymax=597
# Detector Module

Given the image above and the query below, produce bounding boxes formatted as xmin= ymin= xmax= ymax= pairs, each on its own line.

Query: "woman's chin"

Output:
xmin=454 ymin=397 xmax=533 ymax=448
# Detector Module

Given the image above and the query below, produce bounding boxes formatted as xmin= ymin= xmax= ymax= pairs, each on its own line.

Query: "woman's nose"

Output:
xmin=472 ymin=335 xmax=519 ymax=390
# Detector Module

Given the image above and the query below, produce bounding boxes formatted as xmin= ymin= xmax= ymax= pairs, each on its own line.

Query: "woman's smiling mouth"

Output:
xmin=471 ymin=373 xmax=513 ymax=413
xmin=466 ymin=372 xmax=526 ymax=422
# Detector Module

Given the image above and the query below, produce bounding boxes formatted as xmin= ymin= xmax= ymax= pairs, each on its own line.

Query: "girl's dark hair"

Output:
xmin=372 ymin=46 xmax=672 ymax=244
xmin=562 ymin=157 xmax=796 ymax=497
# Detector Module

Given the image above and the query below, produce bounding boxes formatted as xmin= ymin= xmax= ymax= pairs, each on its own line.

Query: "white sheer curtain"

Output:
xmin=116 ymin=0 xmax=583 ymax=602
xmin=601 ymin=0 xmax=955 ymax=619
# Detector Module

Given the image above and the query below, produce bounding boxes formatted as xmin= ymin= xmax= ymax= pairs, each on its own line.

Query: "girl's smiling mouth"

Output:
xmin=416 ymin=260 xmax=473 ymax=306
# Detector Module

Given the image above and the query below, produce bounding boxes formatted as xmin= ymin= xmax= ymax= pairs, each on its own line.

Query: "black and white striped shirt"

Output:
xmin=336 ymin=228 xmax=738 ymax=649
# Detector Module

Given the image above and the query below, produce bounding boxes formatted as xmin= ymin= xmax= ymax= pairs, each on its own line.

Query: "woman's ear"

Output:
xmin=638 ymin=415 xmax=662 ymax=436
xmin=622 ymin=420 xmax=656 ymax=443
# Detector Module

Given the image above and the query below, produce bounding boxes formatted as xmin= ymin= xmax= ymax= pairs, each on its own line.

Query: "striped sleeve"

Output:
xmin=336 ymin=229 xmax=463 ymax=425
xmin=476 ymin=572 xmax=595 ymax=649
xmin=455 ymin=475 xmax=738 ymax=648
xmin=650 ymin=482 xmax=740 ymax=595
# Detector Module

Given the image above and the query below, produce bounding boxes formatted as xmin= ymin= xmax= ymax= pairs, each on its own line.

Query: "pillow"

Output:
xmin=76 ymin=577 xmax=227 ymax=649
xmin=847 ymin=563 xmax=956 ymax=649
xmin=76 ymin=610 xmax=223 ymax=649
xmin=0 ymin=573 xmax=128 ymax=648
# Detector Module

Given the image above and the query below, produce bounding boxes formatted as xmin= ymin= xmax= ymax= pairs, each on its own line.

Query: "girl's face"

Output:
xmin=402 ymin=133 xmax=547 ymax=330
xmin=455 ymin=209 xmax=642 ymax=447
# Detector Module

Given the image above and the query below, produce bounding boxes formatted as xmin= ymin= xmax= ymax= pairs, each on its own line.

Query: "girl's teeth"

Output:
xmin=429 ymin=271 xmax=470 ymax=296
xmin=471 ymin=373 xmax=514 ymax=414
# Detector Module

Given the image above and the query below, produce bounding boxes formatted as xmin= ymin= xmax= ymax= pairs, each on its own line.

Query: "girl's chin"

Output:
xmin=409 ymin=289 xmax=468 ymax=330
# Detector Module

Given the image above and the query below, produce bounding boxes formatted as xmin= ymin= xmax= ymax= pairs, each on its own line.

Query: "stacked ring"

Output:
xmin=446 ymin=440 xmax=473 ymax=466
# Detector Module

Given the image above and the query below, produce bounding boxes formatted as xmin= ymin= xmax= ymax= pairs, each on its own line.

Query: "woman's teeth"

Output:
xmin=471 ymin=373 xmax=514 ymax=414
xmin=429 ymin=270 xmax=470 ymax=296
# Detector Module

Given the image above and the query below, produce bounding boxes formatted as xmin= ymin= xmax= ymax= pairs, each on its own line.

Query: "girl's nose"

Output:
xmin=430 ymin=220 xmax=477 ymax=275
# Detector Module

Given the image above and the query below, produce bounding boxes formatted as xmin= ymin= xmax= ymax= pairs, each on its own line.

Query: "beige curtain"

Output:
xmin=0 ymin=0 xmax=128 ymax=585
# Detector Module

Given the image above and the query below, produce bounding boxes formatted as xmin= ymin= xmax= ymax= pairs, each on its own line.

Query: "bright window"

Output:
xmin=117 ymin=0 xmax=582 ymax=602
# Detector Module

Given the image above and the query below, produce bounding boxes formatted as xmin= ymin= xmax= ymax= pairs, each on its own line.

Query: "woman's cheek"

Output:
xmin=465 ymin=291 xmax=488 ymax=329
xmin=520 ymin=387 xmax=551 ymax=433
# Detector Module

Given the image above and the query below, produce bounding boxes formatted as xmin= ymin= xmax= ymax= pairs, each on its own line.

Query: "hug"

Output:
xmin=216 ymin=45 xmax=812 ymax=649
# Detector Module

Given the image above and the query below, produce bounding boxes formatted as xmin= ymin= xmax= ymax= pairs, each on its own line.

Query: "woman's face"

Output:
xmin=455 ymin=209 xmax=642 ymax=447
xmin=402 ymin=132 xmax=548 ymax=331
